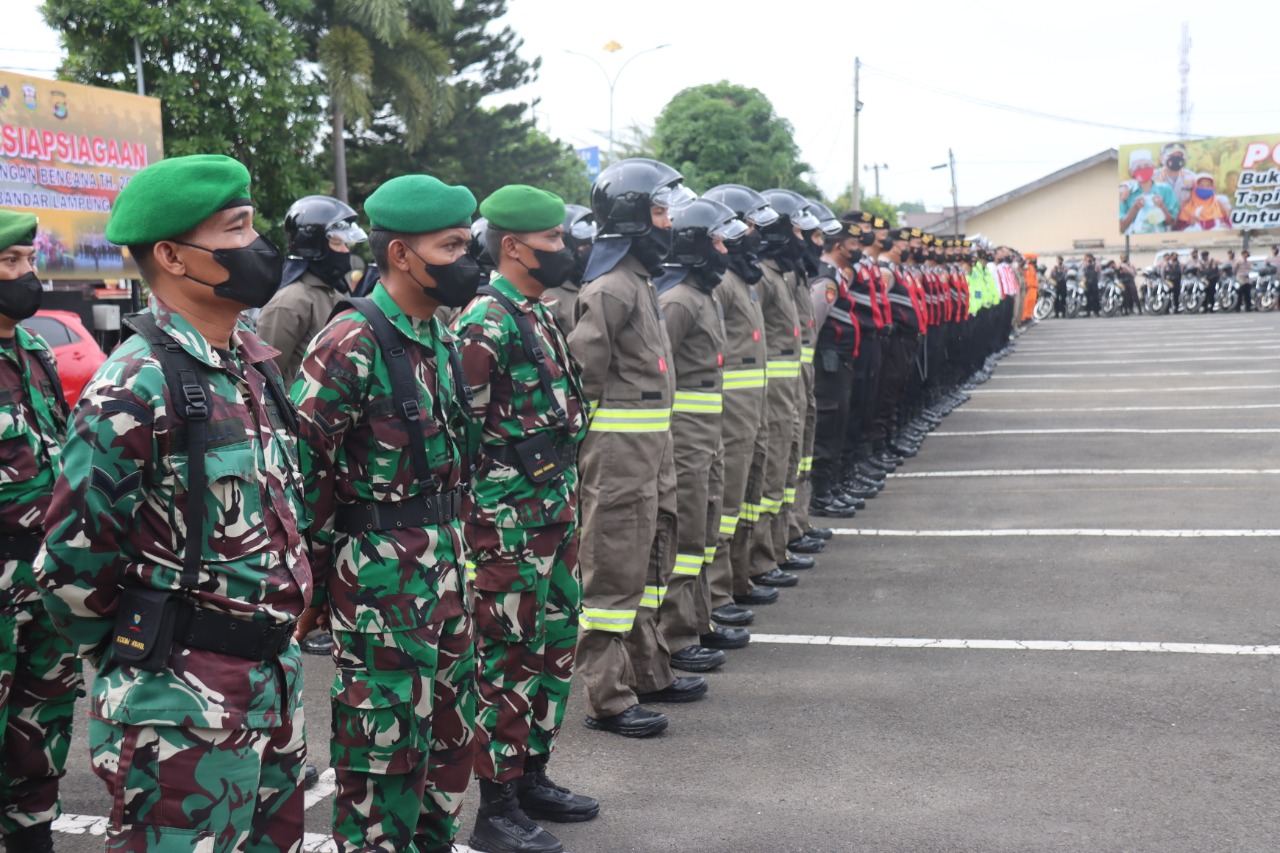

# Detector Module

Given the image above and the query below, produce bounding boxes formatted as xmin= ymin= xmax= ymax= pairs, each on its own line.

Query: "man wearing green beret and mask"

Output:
xmin=291 ymin=173 xmax=480 ymax=853
xmin=452 ymin=184 xmax=595 ymax=853
xmin=0 ymin=210 xmax=77 ymax=853
xmin=36 ymin=154 xmax=313 ymax=850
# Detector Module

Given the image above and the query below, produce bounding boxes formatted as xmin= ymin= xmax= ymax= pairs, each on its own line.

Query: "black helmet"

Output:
xmin=667 ymin=199 xmax=749 ymax=269
xmin=703 ymin=184 xmax=779 ymax=228
xmin=805 ymin=198 xmax=845 ymax=237
xmin=468 ymin=216 xmax=492 ymax=264
xmin=760 ymin=189 xmax=821 ymax=232
xmin=591 ymin=158 xmax=696 ymax=238
xmin=284 ymin=195 xmax=366 ymax=260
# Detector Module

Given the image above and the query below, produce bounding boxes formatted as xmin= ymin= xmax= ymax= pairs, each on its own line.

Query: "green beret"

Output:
xmin=0 ymin=211 xmax=38 ymax=250
xmin=480 ymin=184 xmax=566 ymax=233
xmin=365 ymin=174 xmax=476 ymax=234
xmin=105 ymin=154 xmax=252 ymax=245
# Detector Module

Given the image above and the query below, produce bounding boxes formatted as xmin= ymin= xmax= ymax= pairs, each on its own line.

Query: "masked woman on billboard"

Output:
xmin=1175 ymin=173 xmax=1233 ymax=231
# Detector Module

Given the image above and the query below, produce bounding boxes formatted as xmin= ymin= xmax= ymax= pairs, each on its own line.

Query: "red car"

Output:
xmin=20 ymin=310 xmax=107 ymax=405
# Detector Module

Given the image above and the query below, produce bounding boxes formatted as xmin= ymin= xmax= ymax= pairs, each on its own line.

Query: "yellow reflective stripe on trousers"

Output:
xmin=757 ymin=496 xmax=781 ymax=515
xmin=740 ymin=503 xmax=760 ymax=522
xmin=580 ymin=608 xmax=637 ymax=632
xmin=639 ymin=585 xmax=667 ymax=609
xmin=672 ymin=391 xmax=724 ymax=414
xmin=784 ymin=487 xmax=796 ymax=505
xmin=590 ymin=407 xmax=672 ymax=432
xmin=766 ymin=359 xmax=801 ymax=380
xmin=801 ymin=345 xmax=815 ymax=361
xmin=723 ymin=368 xmax=766 ymax=390
xmin=704 ymin=545 xmax=718 ymax=563
xmin=718 ymin=514 xmax=739 ymax=536
xmin=673 ymin=553 xmax=704 ymax=576
xmin=799 ymin=455 xmax=813 ymax=474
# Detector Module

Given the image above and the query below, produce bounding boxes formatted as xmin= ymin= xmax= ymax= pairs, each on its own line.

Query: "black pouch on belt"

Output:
xmin=112 ymin=587 xmax=182 ymax=672
xmin=820 ymin=349 xmax=839 ymax=373
xmin=514 ymin=432 xmax=564 ymax=484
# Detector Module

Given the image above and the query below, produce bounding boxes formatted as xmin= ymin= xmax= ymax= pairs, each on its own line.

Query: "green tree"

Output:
xmin=829 ymin=185 xmax=900 ymax=228
xmin=651 ymin=82 xmax=817 ymax=195
xmin=43 ymin=0 xmax=323 ymax=237
xmin=343 ymin=0 xmax=590 ymax=209
xmin=300 ymin=0 xmax=456 ymax=202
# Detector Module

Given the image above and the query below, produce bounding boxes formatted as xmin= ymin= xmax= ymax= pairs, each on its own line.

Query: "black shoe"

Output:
xmin=638 ymin=676 xmax=708 ymax=704
xmin=583 ymin=704 xmax=668 ymax=737
xmin=670 ymin=645 xmax=726 ymax=672
xmin=518 ymin=755 xmax=600 ymax=823
xmin=304 ymin=763 xmax=320 ymax=788
xmin=470 ymin=780 xmax=565 ymax=853
xmin=810 ymin=492 xmax=856 ymax=518
xmin=712 ymin=603 xmax=755 ymax=625
xmin=787 ymin=534 xmax=825 ymax=554
xmin=734 ymin=587 xmax=779 ymax=606
xmin=700 ymin=625 xmax=750 ymax=650
xmin=302 ymin=630 xmax=334 ymax=656
xmin=806 ymin=527 xmax=833 ymax=540
xmin=887 ymin=442 xmax=918 ymax=458
xmin=863 ymin=455 xmax=895 ymax=473
xmin=752 ymin=567 xmax=799 ymax=587
xmin=777 ymin=553 xmax=815 ymax=572
xmin=3 ymin=823 xmax=54 ymax=853
xmin=833 ymin=489 xmax=867 ymax=508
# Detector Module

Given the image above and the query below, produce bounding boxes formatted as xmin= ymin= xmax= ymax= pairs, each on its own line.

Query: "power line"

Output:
xmin=860 ymin=62 xmax=1211 ymax=140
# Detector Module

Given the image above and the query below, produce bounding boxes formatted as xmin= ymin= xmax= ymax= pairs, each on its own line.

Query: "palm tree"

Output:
xmin=315 ymin=0 xmax=456 ymax=201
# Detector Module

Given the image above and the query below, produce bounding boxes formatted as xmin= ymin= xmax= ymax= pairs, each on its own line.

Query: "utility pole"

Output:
xmin=1178 ymin=22 xmax=1192 ymax=138
xmin=133 ymin=36 xmax=145 ymax=95
xmin=932 ymin=149 xmax=960 ymax=239
xmin=851 ymin=57 xmax=861 ymax=209
xmin=864 ymin=163 xmax=888 ymax=199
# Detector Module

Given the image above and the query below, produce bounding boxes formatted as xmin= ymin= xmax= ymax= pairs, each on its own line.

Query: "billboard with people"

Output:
xmin=0 ymin=70 xmax=163 ymax=279
xmin=1118 ymin=134 xmax=1280 ymax=236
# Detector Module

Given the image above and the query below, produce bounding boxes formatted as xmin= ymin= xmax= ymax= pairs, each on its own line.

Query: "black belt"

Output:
xmin=335 ymin=485 xmax=465 ymax=534
xmin=483 ymin=440 xmax=577 ymax=470
xmin=1 ymin=532 xmax=42 ymax=563
xmin=173 ymin=602 xmax=295 ymax=661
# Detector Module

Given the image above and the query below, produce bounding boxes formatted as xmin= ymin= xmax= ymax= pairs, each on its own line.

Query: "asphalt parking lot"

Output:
xmin=50 ymin=310 xmax=1279 ymax=852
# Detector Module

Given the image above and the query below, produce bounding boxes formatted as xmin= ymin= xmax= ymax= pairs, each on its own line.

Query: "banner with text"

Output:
xmin=1118 ymin=134 xmax=1280 ymax=237
xmin=0 ymin=70 xmax=163 ymax=279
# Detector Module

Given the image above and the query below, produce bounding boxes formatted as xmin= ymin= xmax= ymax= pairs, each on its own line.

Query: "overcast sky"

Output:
xmin=6 ymin=1 xmax=1280 ymax=210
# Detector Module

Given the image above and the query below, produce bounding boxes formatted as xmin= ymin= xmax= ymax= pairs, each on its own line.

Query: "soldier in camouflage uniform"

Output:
xmin=0 ymin=211 xmax=77 ymax=853
xmin=291 ymin=174 xmax=480 ymax=853
xmin=37 ymin=155 xmax=312 ymax=852
xmin=453 ymin=184 xmax=596 ymax=853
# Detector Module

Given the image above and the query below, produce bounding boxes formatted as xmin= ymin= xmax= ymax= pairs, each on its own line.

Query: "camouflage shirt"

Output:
xmin=453 ymin=275 xmax=588 ymax=529
xmin=292 ymin=283 xmax=469 ymax=634
xmin=37 ymin=298 xmax=311 ymax=729
xmin=0 ymin=327 xmax=66 ymax=609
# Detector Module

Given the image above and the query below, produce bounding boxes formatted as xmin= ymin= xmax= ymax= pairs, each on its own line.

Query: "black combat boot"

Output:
xmin=469 ymin=779 xmax=564 ymax=853
xmin=3 ymin=823 xmax=55 ymax=853
xmin=517 ymin=754 xmax=601 ymax=823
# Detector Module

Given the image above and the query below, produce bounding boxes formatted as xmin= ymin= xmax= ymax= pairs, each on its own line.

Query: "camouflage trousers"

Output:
xmin=465 ymin=521 xmax=581 ymax=783
xmin=0 ymin=601 xmax=79 ymax=834
xmin=331 ymin=613 xmax=476 ymax=853
xmin=88 ymin=713 xmax=306 ymax=852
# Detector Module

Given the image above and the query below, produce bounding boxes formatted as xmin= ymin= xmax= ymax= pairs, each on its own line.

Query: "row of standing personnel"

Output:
xmin=0 ymin=152 xmax=1020 ymax=853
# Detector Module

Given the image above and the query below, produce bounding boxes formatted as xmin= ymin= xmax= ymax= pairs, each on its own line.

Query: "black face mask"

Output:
xmin=0 ymin=271 xmax=42 ymax=321
xmin=631 ymin=228 xmax=673 ymax=275
xmin=175 ymin=234 xmax=284 ymax=309
xmin=1167 ymin=156 xmax=1185 ymax=171
xmin=726 ymin=240 xmax=764 ymax=284
xmin=858 ymin=231 xmax=876 ymax=247
xmin=516 ymin=241 xmax=576 ymax=289
xmin=309 ymin=249 xmax=353 ymax=291
xmin=407 ymin=246 xmax=482 ymax=308
xmin=742 ymin=231 xmax=763 ymax=256
xmin=847 ymin=248 xmax=863 ymax=265
xmin=879 ymin=236 xmax=894 ymax=251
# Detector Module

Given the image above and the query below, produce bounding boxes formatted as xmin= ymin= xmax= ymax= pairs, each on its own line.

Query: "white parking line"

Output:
xmin=931 ymin=428 xmax=1280 ymax=436
xmin=831 ymin=528 xmax=1280 ymax=537
xmin=972 ymin=384 xmax=1280 ymax=394
xmin=891 ymin=468 xmax=1280 ymax=479
xmin=752 ymin=635 xmax=1280 ymax=656
xmin=996 ymin=369 xmax=1280 ymax=379
xmin=1009 ymin=351 xmax=1280 ymax=363
xmin=959 ymin=404 xmax=1280 ymax=413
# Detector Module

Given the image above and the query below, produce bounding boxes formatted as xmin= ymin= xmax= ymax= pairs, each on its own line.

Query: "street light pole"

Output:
xmin=864 ymin=163 xmax=888 ymax=199
xmin=564 ymin=43 xmax=671 ymax=164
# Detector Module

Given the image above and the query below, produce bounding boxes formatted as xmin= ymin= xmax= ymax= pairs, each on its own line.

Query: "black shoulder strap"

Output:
xmin=331 ymin=296 xmax=434 ymax=489
xmin=29 ymin=347 xmax=69 ymax=418
xmin=477 ymin=285 xmax=567 ymax=427
xmin=254 ymin=358 xmax=299 ymax=434
xmin=121 ymin=313 xmax=211 ymax=591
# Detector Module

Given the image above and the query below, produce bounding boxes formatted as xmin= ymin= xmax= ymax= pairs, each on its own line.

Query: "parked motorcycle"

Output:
xmin=1215 ymin=263 xmax=1242 ymax=312
xmin=1180 ymin=270 xmax=1207 ymax=313
xmin=1033 ymin=280 xmax=1056 ymax=320
xmin=1141 ymin=267 xmax=1174 ymax=315
xmin=1099 ymin=268 xmax=1125 ymax=317
xmin=1251 ymin=264 xmax=1279 ymax=311
xmin=1064 ymin=269 xmax=1084 ymax=318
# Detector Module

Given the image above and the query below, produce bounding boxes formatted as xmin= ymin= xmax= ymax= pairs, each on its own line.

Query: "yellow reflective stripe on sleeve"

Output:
xmin=757 ymin=496 xmax=781 ymax=515
xmin=723 ymin=369 xmax=767 ymax=390
xmin=580 ymin=608 xmax=637 ymax=632
xmin=784 ymin=487 xmax=796 ymax=505
xmin=465 ymin=560 xmax=476 ymax=584
xmin=590 ymin=407 xmax=673 ymax=432
xmin=639 ymin=585 xmax=667 ymax=609
xmin=740 ymin=503 xmax=759 ymax=522
xmin=672 ymin=391 xmax=724 ymax=414
xmin=718 ymin=514 xmax=739 ymax=536
xmin=801 ymin=345 xmax=815 ymax=361
xmin=704 ymin=545 xmax=718 ymax=564
xmin=673 ymin=553 xmax=704 ymax=576
xmin=766 ymin=359 xmax=802 ymax=380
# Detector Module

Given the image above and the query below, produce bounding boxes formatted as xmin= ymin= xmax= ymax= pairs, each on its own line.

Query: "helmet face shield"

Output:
xmin=746 ymin=204 xmax=779 ymax=228
xmin=791 ymin=209 xmax=821 ymax=231
xmin=818 ymin=218 xmax=845 ymax=237
xmin=570 ymin=218 xmax=599 ymax=242
xmin=327 ymin=220 xmax=368 ymax=246
xmin=651 ymin=183 xmax=697 ymax=212
xmin=711 ymin=217 xmax=749 ymax=243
